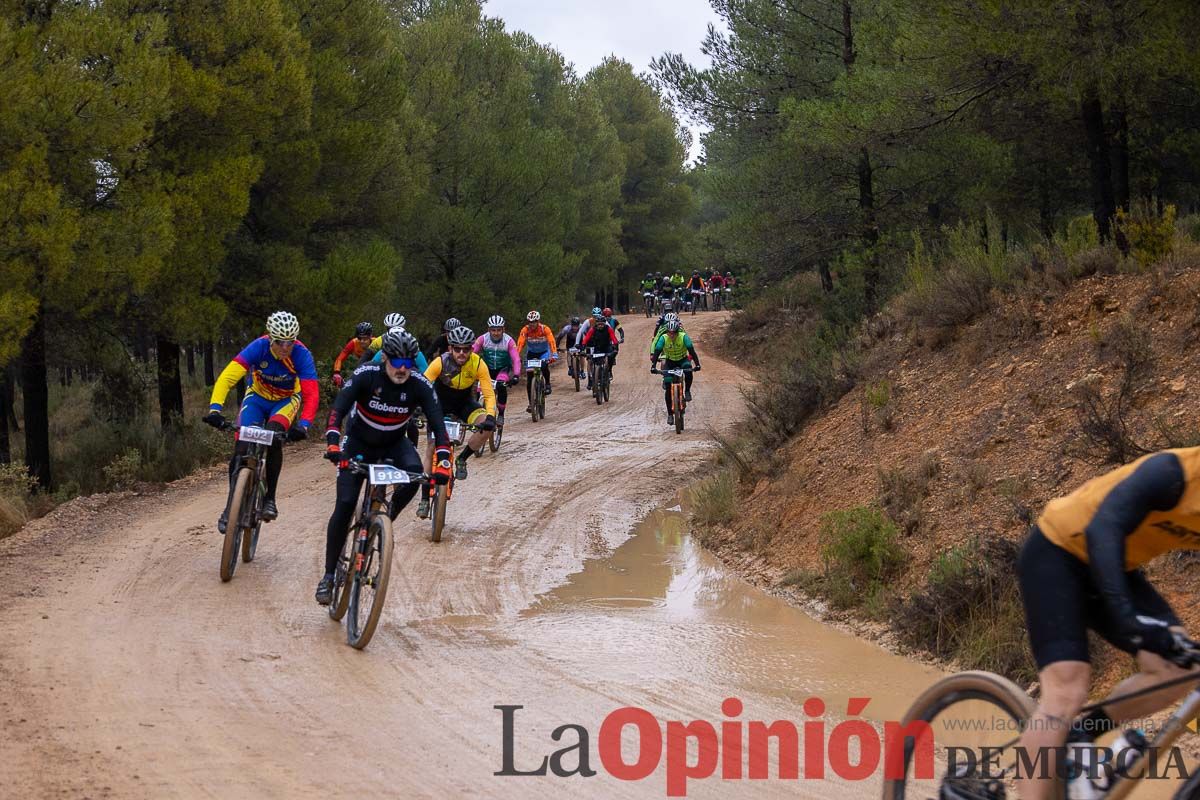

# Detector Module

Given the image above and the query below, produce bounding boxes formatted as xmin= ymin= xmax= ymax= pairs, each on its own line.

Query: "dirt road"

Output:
xmin=0 ymin=312 xmax=944 ymax=799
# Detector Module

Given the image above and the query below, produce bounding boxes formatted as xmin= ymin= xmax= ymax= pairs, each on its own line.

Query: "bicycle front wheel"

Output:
xmin=880 ymin=671 xmax=1038 ymax=800
xmin=430 ymin=483 xmax=448 ymax=543
xmin=346 ymin=515 xmax=393 ymax=649
xmin=219 ymin=469 xmax=251 ymax=582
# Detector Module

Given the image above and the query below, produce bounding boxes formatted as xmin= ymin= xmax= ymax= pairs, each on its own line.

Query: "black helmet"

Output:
xmin=571 ymin=316 xmax=581 ymax=325
xmin=443 ymin=317 xmax=461 ymax=332
xmin=355 ymin=321 xmax=373 ymax=337
xmin=381 ymin=329 xmax=419 ymax=359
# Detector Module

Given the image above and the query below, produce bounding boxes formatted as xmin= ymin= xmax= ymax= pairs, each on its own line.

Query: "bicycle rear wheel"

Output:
xmin=346 ymin=515 xmax=393 ymax=649
xmin=220 ymin=469 xmax=251 ymax=582
xmin=430 ymin=483 xmax=447 ymax=543
xmin=536 ymin=378 xmax=546 ymax=420
xmin=674 ymin=387 xmax=685 ymax=434
xmin=328 ymin=520 xmax=355 ymax=621
xmin=880 ymin=671 xmax=1038 ymax=800
xmin=573 ymin=358 xmax=581 ymax=392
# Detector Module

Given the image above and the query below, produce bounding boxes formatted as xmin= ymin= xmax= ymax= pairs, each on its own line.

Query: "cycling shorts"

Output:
xmin=237 ymin=391 xmax=299 ymax=430
xmin=434 ymin=386 xmax=488 ymax=427
xmin=1017 ymin=526 xmax=1179 ymax=669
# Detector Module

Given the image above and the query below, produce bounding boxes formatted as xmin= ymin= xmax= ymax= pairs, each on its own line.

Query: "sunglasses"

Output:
xmin=387 ymin=357 xmax=415 ymax=369
xmin=271 ymin=338 xmax=296 ymax=347
xmin=449 ymin=345 xmax=472 ymax=354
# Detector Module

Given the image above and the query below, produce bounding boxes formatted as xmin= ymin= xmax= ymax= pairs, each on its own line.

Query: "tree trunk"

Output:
xmin=1081 ymin=92 xmax=1116 ymax=241
xmin=0 ymin=368 xmax=11 ymax=464
xmin=21 ymin=312 xmax=51 ymax=490
xmin=186 ymin=345 xmax=196 ymax=378
xmin=156 ymin=336 xmax=185 ymax=429
xmin=858 ymin=146 xmax=880 ymax=312
xmin=4 ymin=366 xmax=18 ymax=432
xmin=1112 ymin=102 xmax=1130 ymax=213
xmin=818 ymin=263 xmax=833 ymax=293
xmin=203 ymin=340 xmax=216 ymax=386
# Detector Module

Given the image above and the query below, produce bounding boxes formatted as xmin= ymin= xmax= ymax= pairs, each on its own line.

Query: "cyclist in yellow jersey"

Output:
xmin=421 ymin=325 xmax=496 ymax=491
xmin=1014 ymin=448 xmax=1200 ymax=800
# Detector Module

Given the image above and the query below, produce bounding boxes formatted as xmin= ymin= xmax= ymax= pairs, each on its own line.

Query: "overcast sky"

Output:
xmin=483 ymin=0 xmax=721 ymax=162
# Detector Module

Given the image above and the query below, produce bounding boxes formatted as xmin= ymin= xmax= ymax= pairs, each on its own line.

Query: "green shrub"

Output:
xmin=877 ymin=452 xmax=939 ymax=535
xmin=102 ymin=448 xmax=142 ymax=491
xmin=1069 ymin=245 xmax=1120 ymax=277
xmin=689 ymin=469 xmax=736 ymax=529
xmin=815 ymin=506 xmax=906 ymax=610
xmin=0 ymin=463 xmax=37 ymax=537
xmin=892 ymin=537 xmax=1034 ymax=683
xmin=1062 ymin=214 xmax=1100 ymax=258
xmin=1116 ymin=201 xmax=1176 ymax=270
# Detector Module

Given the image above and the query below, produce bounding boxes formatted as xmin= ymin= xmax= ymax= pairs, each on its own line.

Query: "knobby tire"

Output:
xmin=219 ymin=468 xmax=252 ymax=582
xmin=346 ymin=515 xmax=393 ymax=650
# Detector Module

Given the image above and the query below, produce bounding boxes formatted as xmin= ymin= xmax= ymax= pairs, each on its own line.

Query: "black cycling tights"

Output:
xmin=227 ymin=421 xmax=285 ymax=502
xmin=323 ymin=438 xmax=423 ymax=574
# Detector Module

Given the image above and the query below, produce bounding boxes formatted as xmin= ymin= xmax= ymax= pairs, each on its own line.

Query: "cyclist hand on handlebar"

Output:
xmin=287 ymin=424 xmax=308 ymax=442
xmin=432 ymin=445 xmax=453 ymax=484
xmin=203 ymin=410 xmax=226 ymax=429
xmin=479 ymin=415 xmax=497 ymax=432
xmin=332 ymin=373 xmax=344 ymax=389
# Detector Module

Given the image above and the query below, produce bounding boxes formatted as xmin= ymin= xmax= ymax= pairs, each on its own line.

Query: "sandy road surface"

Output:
xmin=0 ymin=312 xmax=942 ymax=799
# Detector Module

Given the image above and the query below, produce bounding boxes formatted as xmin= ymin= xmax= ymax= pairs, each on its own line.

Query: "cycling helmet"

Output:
xmin=443 ymin=317 xmax=461 ymax=332
xmin=266 ymin=311 xmax=299 ymax=339
xmin=725 ymin=271 xmax=732 ymax=277
xmin=666 ymin=319 xmax=681 ymax=333
xmin=447 ymin=325 xmax=475 ymax=346
xmin=664 ymin=312 xmax=679 ymax=322
xmin=355 ymin=321 xmax=373 ymax=337
xmin=486 ymin=314 xmax=505 ymax=328
xmin=602 ymin=308 xmax=612 ymax=318
xmin=570 ymin=316 xmax=580 ymax=325
xmin=383 ymin=312 xmax=405 ymax=328
xmin=692 ymin=270 xmax=699 ymax=275
xmin=645 ymin=273 xmax=652 ymax=279
xmin=381 ymin=329 xmax=419 ymax=359
xmin=591 ymin=306 xmax=602 ymax=317
xmin=526 ymin=310 xmax=541 ymax=323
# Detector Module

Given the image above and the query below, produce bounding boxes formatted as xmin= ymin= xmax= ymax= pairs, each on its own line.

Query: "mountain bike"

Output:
xmin=652 ymin=365 xmax=694 ymax=434
xmin=526 ymin=356 xmax=547 ymax=422
xmin=691 ymin=288 xmax=705 ymax=315
xmin=881 ymin=639 xmax=1200 ymax=800
xmin=326 ymin=458 xmax=426 ymax=649
xmin=217 ymin=422 xmax=274 ymax=582
xmin=417 ymin=416 xmax=481 ymax=543
xmin=644 ymin=292 xmax=655 ymax=317
xmin=568 ymin=348 xmax=586 ymax=392
xmin=487 ymin=378 xmax=507 ymax=453
xmin=589 ymin=350 xmax=611 ymax=405
xmin=711 ymin=288 xmax=723 ymax=311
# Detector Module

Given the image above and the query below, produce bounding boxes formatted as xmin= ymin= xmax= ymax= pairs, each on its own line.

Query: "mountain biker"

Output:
xmin=368 ymin=326 xmax=428 ymax=372
xmin=557 ymin=316 xmax=583 ymax=363
xmin=669 ymin=270 xmax=686 ymax=300
xmin=423 ymin=325 xmax=496 ymax=484
xmin=640 ymin=273 xmax=656 ymax=294
xmin=658 ymin=276 xmax=676 ymax=309
xmin=316 ymin=329 xmax=452 ymax=605
xmin=517 ymin=310 xmax=557 ymax=403
xmin=650 ymin=319 xmax=700 ymax=422
xmin=383 ymin=312 xmax=405 ymax=329
xmin=332 ymin=321 xmax=373 ymax=388
xmin=581 ymin=315 xmax=619 ymax=391
xmin=1014 ymin=449 xmax=1200 ymax=800
xmin=684 ymin=271 xmax=707 ymax=311
xmin=473 ymin=315 xmax=521 ymax=427
xmin=573 ymin=307 xmax=604 ymax=349
xmin=427 ymin=317 xmax=461 ymax=361
xmin=203 ymin=311 xmax=318 ymax=531
xmin=602 ymin=307 xmax=624 ymax=375
xmin=652 ymin=310 xmax=683 ymax=342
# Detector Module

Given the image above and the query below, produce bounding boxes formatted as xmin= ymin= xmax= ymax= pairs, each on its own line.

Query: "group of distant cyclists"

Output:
xmin=640 ymin=269 xmax=736 ymax=315
xmin=200 ymin=300 xmax=702 ymax=607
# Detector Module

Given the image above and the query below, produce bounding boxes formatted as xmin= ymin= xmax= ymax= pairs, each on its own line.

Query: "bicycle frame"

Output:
xmin=1101 ymin=685 xmax=1200 ymax=799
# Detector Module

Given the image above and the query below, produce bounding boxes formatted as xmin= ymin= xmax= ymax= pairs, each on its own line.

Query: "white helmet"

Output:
xmin=383 ymin=312 xmax=405 ymax=328
xmin=447 ymin=326 xmax=475 ymax=346
xmin=526 ymin=310 xmax=541 ymax=323
xmin=266 ymin=311 xmax=299 ymax=339
xmin=487 ymin=314 xmax=505 ymax=328
xmin=664 ymin=312 xmax=679 ymax=323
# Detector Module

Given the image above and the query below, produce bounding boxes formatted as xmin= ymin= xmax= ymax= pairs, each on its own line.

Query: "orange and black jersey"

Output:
xmin=1037 ymin=447 xmax=1200 ymax=624
xmin=326 ymin=364 xmax=449 ymax=449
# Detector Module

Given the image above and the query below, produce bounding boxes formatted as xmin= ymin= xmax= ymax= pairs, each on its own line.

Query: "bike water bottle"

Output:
xmin=1066 ymin=742 xmax=1102 ymax=800
xmin=1109 ymin=728 xmax=1147 ymax=781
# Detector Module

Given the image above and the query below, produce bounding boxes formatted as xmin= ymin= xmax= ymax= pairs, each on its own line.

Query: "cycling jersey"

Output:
xmin=473 ymin=332 xmax=519 ymax=379
xmin=327 ymin=363 xmax=449 ymax=448
xmin=424 ymin=352 xmax=497 ymax=416
xmin=670 ymin=273 xmax=685 ymax=287
xmin=210 ymin=336 xmax=318 ymax=427
xmin=652 ymin=332 xmax=697 ymax=363
xmin=606 ymin=317 xmax=624 ymax=342
xmin=557 ymin=324 xmax=581 ymax=349
xmin=582 ymin=323 xmax=619 ymax=354
xmin=708 ymin=274 xmax=725 ymax=289
xmin=517 ymin=323 xmax=557 ymax=357
xmin=650 ymin=321 xmax=687 ymax=345
xmin=333 ymin=337 xmax=371 ymax=372
xmin=1038 ymin=449 xmax=1200 ymax=569
xmin=640 ymin=280 xmax=656 ymax=292
xmin=685 ymin=276 xmax=706 ymax=291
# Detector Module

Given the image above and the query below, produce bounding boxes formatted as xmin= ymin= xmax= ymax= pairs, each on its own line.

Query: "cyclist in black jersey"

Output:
xmin=315 ymin=329 xmax=452 ymax=605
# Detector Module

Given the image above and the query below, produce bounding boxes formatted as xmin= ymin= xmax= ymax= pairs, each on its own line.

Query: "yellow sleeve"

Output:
xmin=369 ymin=335 xmax=383 ymax=353
xmin=477 ymin=361 xmax=496 ymax=415
xmin=423 ymin=356 xmax=442 ymax=382
xmin=209 ymin=360 xmax=249 ymax=410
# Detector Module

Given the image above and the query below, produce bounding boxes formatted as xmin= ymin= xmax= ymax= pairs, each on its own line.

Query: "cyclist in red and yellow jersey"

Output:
xmin=331 ymin=321 xmax=373 ymax=387
xmin=1014 ymin=448 xmax=1200 ymax=800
